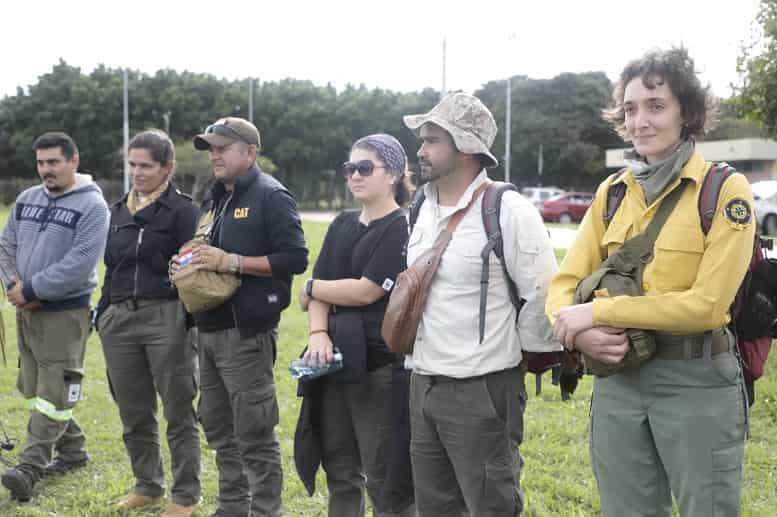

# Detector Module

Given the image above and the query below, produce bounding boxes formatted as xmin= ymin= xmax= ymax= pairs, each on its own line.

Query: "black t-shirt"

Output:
xmin=313 ymin=208 xmax=407 ymax=370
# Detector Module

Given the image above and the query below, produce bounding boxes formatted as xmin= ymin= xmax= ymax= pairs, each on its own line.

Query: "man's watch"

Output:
xmin=305 ymin=278 xmax=314 ymax=299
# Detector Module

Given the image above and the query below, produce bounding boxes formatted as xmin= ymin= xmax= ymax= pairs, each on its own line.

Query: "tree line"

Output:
xmin=2 ymin=0 xmax=774 ymax=206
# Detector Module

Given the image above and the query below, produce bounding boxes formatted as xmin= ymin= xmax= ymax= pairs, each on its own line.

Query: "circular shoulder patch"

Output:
xmin=724 ymin=198 xmax=752 ymax=225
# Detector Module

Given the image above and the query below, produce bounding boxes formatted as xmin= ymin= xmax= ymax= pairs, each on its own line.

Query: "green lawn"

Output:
xmin=0 ymin=217 xmax=776 ymax=516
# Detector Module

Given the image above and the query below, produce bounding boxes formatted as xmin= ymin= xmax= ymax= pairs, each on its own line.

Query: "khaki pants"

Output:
xmin=410 ymin=367 xmax=526 ymax=517
xmin=99 ymin=299 xmax=201 ymax=506
xmin=319 ymin=364 xmax=415 ymax=517
xmin=591 ymin=343 xmax=748 ymax=517
xmin=198 ymin=327 xmax=282 ymax=517
xmin=15 ymin=307 xmax=90 ymax=472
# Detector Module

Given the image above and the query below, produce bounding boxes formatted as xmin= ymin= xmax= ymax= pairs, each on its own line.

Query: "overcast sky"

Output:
xmin=1 ymin=0 xmax=764 ymax=100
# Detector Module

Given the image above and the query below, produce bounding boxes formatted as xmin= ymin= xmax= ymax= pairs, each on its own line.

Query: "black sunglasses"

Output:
xmin=341 ymin=160 xmax=386 ymax=178
xmin=204 ymin=123 xmax=250 ymax=145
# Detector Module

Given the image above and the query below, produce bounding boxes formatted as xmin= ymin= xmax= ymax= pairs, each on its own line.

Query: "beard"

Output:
xmin=418 ymin=159 xmax=456 ymax=184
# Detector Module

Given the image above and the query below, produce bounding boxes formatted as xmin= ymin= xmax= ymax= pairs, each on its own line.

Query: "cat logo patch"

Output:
xmin=234 ymin=207 xmax=250 ymax=219
xmin=724 ymin=198 xmax=752 ymax=227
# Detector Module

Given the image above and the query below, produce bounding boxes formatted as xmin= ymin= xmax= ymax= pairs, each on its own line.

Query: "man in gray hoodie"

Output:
xmin=0 ymin=132 xmax=109 ymax=502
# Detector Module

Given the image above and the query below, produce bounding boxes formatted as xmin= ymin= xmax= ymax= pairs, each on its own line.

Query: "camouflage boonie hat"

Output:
xmin=403 ymin=92 xmax=498 ymax=168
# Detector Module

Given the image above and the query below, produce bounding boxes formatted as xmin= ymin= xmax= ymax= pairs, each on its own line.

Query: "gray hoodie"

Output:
xmin=0 ymin=173 xmax=109 ymax=310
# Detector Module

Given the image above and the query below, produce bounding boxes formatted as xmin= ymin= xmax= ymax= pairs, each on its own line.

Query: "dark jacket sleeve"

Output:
xmin=264 ymin=189 xmax=308 ymax=277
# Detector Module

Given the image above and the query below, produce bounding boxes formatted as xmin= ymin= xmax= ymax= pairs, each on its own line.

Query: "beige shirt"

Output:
xmin=407 ymin=171 xmax=561 ymax=377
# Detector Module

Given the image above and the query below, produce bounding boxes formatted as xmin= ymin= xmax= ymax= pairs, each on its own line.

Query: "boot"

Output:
xmin=1 ymin=464 xmax=40 ymax=502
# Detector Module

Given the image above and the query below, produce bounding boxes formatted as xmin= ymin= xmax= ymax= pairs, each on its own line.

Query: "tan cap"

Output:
xmin=193 ymin=117 xmax=261 ymax=151
xmin=403 ymin=92 xmax=498 ymax=167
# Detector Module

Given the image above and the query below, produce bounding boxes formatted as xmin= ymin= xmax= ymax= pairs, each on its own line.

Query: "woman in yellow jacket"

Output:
xmin=546 ymin=47 xmax=754 ymax=517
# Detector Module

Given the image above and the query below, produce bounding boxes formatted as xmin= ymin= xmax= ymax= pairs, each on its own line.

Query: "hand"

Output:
xmin=169 ymin=254 xmax=182 ymax=277
xmin=192 ymin=245 xmax=231 ymax=273
xmin=20 ymin=300 xmax=42 ymax=311
xmin=553 ymin=302 xmax=595 ymax=348
xmin=7 ymin=277 xmax=28 ymax=307
xmin=302 ymin=332 xmax=333 ymax=369
xmin=298 ymin=283 xmax=310 ymax=312
xmin=573 ymin=327 xmax=629 ymax=364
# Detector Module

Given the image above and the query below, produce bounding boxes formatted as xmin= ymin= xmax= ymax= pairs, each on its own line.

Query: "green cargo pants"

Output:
xmin=198 ymin=326 xmax=282 ymax=517
xmin=15 ymin=307 xmax=90 ymax=473
xmin=99 ymin=299 xmax=201 ymax=506
xmin=590 ymin=335 xmax=748 ymax=517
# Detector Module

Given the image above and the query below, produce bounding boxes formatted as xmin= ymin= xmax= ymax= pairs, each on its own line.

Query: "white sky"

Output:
xmin=1 ymin=0 xmax=764 ymax=100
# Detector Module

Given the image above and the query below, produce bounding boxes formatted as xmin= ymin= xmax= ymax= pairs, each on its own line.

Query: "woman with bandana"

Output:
xmin=546 ymin=48 xmax=754 ymax=516
xmin=296 ymin=134 xmax=415 ymax=516
xmin=96 ymin=129 xmax=201 ymax=517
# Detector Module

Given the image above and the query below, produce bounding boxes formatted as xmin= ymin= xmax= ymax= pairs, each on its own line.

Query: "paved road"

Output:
xmin=300 ymin=211 xmax=578 ymax=249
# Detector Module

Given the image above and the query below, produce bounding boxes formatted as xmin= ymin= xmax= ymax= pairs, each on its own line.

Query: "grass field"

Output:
xmin=0 ymin=216 xmax=776 ymax=516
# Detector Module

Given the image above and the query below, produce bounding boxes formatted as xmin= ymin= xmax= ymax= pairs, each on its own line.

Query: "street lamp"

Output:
xmin=504 ymin=34 xmax=516 ymax=184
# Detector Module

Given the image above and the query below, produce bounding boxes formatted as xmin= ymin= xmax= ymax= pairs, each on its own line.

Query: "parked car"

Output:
xmin=521 ymin=186 xmax=565 ymax=211
xmin=754 ymin=194 xmax=777 ymax=235
xmin=541 ymin=192 xmax=594 ymax=224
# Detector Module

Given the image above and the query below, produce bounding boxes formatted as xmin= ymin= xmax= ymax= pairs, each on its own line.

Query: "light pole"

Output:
xmin=505 ymin=76 xmax=511 ymax=183
xmin=504 ymin=34 xmax=516 ymax=184
xmin=248 ymin=78 xmax=254 ymax=123
xmin=123 ymin=69 xmax=130 ymax=194
xmin=441 ymin=37 xmax=447 ymax=98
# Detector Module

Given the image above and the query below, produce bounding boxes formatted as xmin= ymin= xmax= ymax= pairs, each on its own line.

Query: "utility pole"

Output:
xmin=123 ymin=69 xmax=130 ymax=194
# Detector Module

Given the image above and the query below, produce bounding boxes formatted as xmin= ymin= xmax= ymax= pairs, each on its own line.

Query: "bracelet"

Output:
xmin=305 ymin=278 xmax=314 ymax=299
xmin=237 ymin=254 xmax=244 ymax=275
xmin=309 ymin=329 xmax=328 ymax=336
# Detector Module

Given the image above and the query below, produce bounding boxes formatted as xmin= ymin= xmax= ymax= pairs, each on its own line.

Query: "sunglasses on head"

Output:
xmin=341 ymin=160 xmax=386 ymax=178
xmin=204 ymin=122 xmax=250 ymax=145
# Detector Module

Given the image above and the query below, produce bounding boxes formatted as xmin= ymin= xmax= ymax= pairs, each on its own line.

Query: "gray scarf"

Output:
xmin=624 ymin=139 xmax=695 ymax=206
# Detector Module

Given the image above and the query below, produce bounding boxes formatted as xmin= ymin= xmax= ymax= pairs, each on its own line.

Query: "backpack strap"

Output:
xmin=604 ymin=169 xmax=628 ymax=227
xmin=402 ymin=187 xmax=427 ymax=267
xmin=698 ymin=162 xmax=736 ymax=235
xmin=478 ymin=181 xmax=523 ymax=343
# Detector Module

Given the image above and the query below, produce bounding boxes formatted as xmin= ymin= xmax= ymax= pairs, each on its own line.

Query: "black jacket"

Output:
xmin=193 ymin=164 xmax=308 ymax=337
xmin=97 ymin=183 xmax=198 ymax=316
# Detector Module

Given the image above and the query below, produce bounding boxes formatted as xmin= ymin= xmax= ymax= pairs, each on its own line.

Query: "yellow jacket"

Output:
xmin=546 ymin=150 xmax=755 ymax=334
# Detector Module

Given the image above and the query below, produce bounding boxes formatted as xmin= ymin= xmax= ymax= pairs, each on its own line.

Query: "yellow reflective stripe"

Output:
xmin=32 ymin=397 xmax=73 ymax=422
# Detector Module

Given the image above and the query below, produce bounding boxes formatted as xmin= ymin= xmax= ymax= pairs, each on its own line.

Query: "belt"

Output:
xmin=653 ymin=327 xmax=731 ymax=360
xmin=416 ymin=366 xmax=523 ymax=385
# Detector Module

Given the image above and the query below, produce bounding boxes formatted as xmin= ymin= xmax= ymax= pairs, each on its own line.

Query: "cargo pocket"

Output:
xmin=484 ymin=454 xmax=519 ymax=515
xmin=711 ymin=441 xmax=744 ymax=516
xmin=235 ymin=385 xmax=279 ymax=440
xmin=62 ymin=369 xmax=84 ymax=409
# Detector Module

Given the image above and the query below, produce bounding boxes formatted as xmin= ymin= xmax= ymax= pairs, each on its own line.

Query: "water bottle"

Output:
xmin=290 ymin=351 xmax=344 ymax=381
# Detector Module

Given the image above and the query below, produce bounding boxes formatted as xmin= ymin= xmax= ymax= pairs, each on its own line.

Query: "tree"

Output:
xmin=477 ymin=72 xmax=622 ymax=190
xmin=736 ymin=0 xmax=777 ymax=137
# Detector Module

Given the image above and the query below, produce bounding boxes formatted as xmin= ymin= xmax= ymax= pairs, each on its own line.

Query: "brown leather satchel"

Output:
xmin=382 ymin=183 xmax=487 ymax=355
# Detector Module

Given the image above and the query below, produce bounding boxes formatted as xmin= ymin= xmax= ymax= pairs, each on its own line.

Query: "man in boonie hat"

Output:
xmin=401 ymin=93 xmax=560 ymax=516
xmin=174 ymin=116 xmax=308 ymax=516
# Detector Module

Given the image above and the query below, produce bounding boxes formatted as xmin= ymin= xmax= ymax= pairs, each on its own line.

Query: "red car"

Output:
xmin=541 ymin=192 xmax=594 ymax=224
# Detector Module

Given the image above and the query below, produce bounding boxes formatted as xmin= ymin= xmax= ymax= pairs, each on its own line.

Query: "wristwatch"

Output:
xmin=305 ymin=278 xmax=314 ymax=299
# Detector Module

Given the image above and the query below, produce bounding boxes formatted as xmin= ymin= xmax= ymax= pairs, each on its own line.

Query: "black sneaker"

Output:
xmin=44 ymin=456 xmax=89 ymax=477
xmin=1 ymin=464 xmax=38 ymax=502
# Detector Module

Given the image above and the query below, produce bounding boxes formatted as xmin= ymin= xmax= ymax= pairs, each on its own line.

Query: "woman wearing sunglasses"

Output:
xmin=96 ymin=129 xmax=201 ymax=516
xmin=296 ymin=134 xmax=415 ymax=516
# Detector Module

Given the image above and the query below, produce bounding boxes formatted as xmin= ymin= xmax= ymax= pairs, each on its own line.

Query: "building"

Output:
xmin=605 ymin=138 xmax=777 ymax=182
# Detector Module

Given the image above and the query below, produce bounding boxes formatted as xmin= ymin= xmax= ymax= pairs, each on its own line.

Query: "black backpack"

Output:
xmin=406 ymin=182 xmax=570 ymax=398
